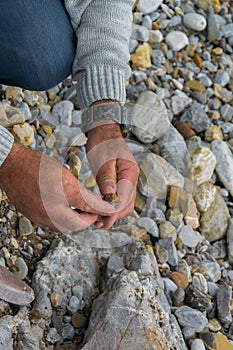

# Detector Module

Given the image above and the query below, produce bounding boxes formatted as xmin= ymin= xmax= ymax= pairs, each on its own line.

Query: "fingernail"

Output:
xmin=102 ymin=185 xmax=115 ymax=194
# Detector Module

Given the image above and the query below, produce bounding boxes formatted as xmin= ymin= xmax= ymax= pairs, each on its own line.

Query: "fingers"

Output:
xmin=68 ymin=181 xmax=116 ymax=216
xmin=96 ymin=160 xmax=117 ymax=195
xmin=45 ymin=205 xmax=99 ymax=234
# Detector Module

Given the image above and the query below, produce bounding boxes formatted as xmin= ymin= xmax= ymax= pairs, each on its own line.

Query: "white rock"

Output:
xmin=194 ymin=182 xmax=216 ymax=213
xmin=178 ymin=225 xmax=203 ymax=248
xmin=52 ymin=100 xmax=74 ymax=127
xmin=149 ymin=30 xmax=163 ymax=45
xmin=183 ymin=13 xmax=207 ymax=31
xmin=186 ymin=146 xmax=216 ymax=186
xmin=191 ymin=339 xmax=205 ymax=350
xmin=138 ymin=153 xmax=184 ymax=200
xmin=137 ymin=0 xmax=163 ymax=15
xmin=165 ymin=31 xmax=189 ymax=51
xmin=131 ymin=91 xmax=170 ymax=143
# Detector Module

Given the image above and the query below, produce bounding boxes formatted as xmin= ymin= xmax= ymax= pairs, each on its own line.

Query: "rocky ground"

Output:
xmin=0 ymin=0 xmax=233 ymax=349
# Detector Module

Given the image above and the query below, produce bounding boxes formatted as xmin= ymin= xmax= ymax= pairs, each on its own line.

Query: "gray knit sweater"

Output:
xmin=0 ymin=0 xmax=133 ymax=167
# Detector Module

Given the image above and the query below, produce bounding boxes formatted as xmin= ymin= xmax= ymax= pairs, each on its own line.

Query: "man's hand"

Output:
xmin=86 ymin=108 xmax=140 ymax=228
xmin=0 ymin=143 xmax=116 ymax=233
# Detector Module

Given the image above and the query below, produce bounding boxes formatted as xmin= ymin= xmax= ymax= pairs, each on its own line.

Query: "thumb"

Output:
xmin=96 ymin=160 xmax=117 ymax=195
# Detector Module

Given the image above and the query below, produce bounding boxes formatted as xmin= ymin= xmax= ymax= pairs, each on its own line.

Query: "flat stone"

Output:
xmin=171 ymin=91 xmax=192 ymax=115
xmin=199 ymin=192 xmax=229 ymax=242
xmin=204 ymin=125 xmax=223 ymax=141
xmin=175 ymin=305 xmax=208 ymax=332
xmin=159 ymin=221 xmax=177 ymax=240
xmin=131 ymin=91 xmax=170 ymax=143
xmin=221 ymin=104 xmax=233 ymax=122
xmin=158 ymin=237 xmax=178 ymax=266
xmin=211 ymin=140 xmax=233 ymax=196
xmin=52 ymin=100 xmax=73 ymax=127
xmin=14 ymin=257 xmax=28 ymax=280
xmin=165 ymin=31 xmax=189 ymax=51
xmin=186 ymin=146 xmax=216 ymax=186
xmin=71 ymin=313 xmax=88 ymax=329
xmin=137 ymin=0 xmax=163 ymax=14
xmin=136 ymin=217 xmax=159 ymax=237
xmin=130 ymin=42 xmax=152 ymax=71
xmin=215 ymin=70 xmax=230 ymax=87
xmin=184 ymin=286 xmax=210 ymax=312
xmin=171 ymin=271 xmax=189 ymax=289
xmin=199 ymin=261 xmax=221 ymax=283
xmin=138 ymin=153 xmax=184 ymax=200
xmin=185 ymin=80 xmax=205 ymax=94
xmin=221 ymin=23 xmax=233 ymax=38
xmin=131 ymin=23 xmax=150 ymax=42
xmin=19 ymin=216 xmax=33 ymax=236
xmin=214 ymin=84 xmax=233 ymax=103
xmin=13 ymin=122 xmax=34 ymax=146
xmin=149 ymin=30 xmax=163 ymax=46
xmin=183 ymin=13 xmax=207 ymax=31
xmin=180 ymin=102 xmax=211 ymax=133
xmin=158 ymin=125 xmax=188 ymax=174
xmin=216 ymin=283 xmax=232 ymax=327
xmin=178 ymin=225 xmax=203 ymax=248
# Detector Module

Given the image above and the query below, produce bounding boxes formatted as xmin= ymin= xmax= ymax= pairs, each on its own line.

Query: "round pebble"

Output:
xmin=183 ymin=13 xmax=207 ymax=31
xmin=165 ymin=31 xmax=189 ymax=51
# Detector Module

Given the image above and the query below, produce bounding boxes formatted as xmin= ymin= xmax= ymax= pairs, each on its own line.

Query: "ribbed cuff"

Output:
xmin=76 ymin=65 xmax=126 ymax=109
xmin=0 ymin=125 xmax=14 ymax=167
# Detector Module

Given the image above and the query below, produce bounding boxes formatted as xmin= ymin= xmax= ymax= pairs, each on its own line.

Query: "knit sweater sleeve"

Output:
xmin=64 ymin=0 xmax=133 ymax=109
xmin=0 ymin=125 xmax=14 ymax=167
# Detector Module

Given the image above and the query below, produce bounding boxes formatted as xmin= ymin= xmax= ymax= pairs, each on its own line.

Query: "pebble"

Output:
xmin=131 ymin=23 xmax=150 ymax=42
xmin=71 ymin=313 xmax=88 ymax=328
xmin=194 ymin=182 xmax=216 ymax=213
xmin=207 ymin=6 xmax=222 ymax=42
xmin=52 ymin=100 xmax=73 ymax=127
xmin=192 ymin=272 xmax=208 ymax=294
xmin=136 ymin=217 xmax=159 ymax=237
xmin=183 ymin=13 xmax=207 ymax=31
xmin=158 ymin=237 xmax=178 ymax=266
xmin=159 ymin=221 xmax=177 ymax=240
xmin=13 ymin=122 xmax=34 ymax=146
xmin=142 ymin=15 xmax=152 ymax=30
xmin=204 ymin=125 xmax=223 ymax=141
xmin=175 ymin=305 xmax=208 ymax=333
xmin=172 ymin=287 xmax=185 ymax=307
xmin=199 ymin=261 xmax=221 ymax=283
xmin=137 ymin=0 xmax=163 ymax=15
xmin=67 ymin=295 xmax=80 ymax=313
xmin=221 ymin=104 xmax=233 ymax=122
xmin=14 ymin=257 xmax=28 ymax=280
xmin=149 ymin=30 xmax=163 ymax=45
xmin=200 ymin=192 xmax=229 ymax=242
xmin=201 ymin=331 xmax=233 ymax=350
xmin=50 ymin=293 xmax=63 ymax=308
xmin=178 ymin=225 xmax=203 ymax=248
xmin=186 ymin=146 xmax=216 ymax=186
xmin=216 ymin=283 xmax=232 ymax=327
xmin=19 ymin=217 xmax=33 ymax=236
xmin=185 ymin=286 xmax=210 ymax=312
xmin=131 ymin=42 xmax=152 ymax=70
xmin=61 ymin=324 xmax=75 ymax=341
xmin=171 ymin=271 xmax=189 ymax=289
xmin=138 ymin=153 xmax=184 ymax=200
xmin=211 ymin=140 xmax=233 ymax=196
xmin=190 ymin=339 xmax=205 ymax=350
xmin=208 ymin=318 xmax=221 ymax=332
xmin=215 ymin=70 xmax=230 ymax=87
xmin=131 ymin=91 xmax=170 ymax=143
xmin=165 ymin=31 xmax=189 ymax=51
xmin=180 ymin=102 xmax=211 ymax=132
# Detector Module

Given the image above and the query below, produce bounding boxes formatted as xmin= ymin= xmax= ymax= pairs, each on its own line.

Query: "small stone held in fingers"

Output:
xmin=103 ymin=193 xmax=122 ymax=207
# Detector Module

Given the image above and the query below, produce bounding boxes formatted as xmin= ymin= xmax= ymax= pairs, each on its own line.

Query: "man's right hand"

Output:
xmin=0 ymin=143 xmax=116 ymax=233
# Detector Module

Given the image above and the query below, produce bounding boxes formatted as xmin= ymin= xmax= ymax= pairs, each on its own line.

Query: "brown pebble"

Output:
xmin=176 ymin=121 xmax=196 ymax=140
xmin=71 ymin=313 xmax=88 ymax=328
xmin=50 ymin=293 xmax=63 ymax=307
xmin=171 ymin=271 xmax=189 ymax=289
xmin=185 ymin=80 xmax=205 ymax=94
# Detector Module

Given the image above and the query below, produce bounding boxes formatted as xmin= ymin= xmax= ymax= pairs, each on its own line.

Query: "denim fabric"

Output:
xmin=0 ymin=0 xmax=76 ymax=90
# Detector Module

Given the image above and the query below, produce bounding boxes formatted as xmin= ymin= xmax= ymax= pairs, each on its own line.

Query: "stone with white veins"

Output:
xmin=183 ymin=13 xmax=207 ymax=31
xmin=137 ymin=0 xmax=163 ymax=15
xmin=131 ymin=91 xmax=170 ymax=143
xmin=165 ymin=31 xmax=189 ymax=51
xmin=211 ymin=140 xmax=233 ymax=196
xmin=52 ymin=100 xmax=73 ymax=127
xmin=138 ymin=153 xmax=184 ymax=200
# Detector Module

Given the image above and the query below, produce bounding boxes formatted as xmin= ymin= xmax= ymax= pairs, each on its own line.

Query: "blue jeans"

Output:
xmin=0 ymin=0 xmax=76 ymax=90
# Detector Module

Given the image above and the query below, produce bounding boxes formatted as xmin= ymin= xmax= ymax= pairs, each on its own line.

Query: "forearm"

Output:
xmin=64 ymin=0 xmax=134 ymax=108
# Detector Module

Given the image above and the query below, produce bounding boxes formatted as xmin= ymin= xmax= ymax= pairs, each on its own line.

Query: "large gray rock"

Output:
xmin=137 ymin=0 xmax=163 ymax=14
xmin=211 ymin=140 xmax=233 ymax=196
xmin=131 ymin=91 xmax=170 ymax=143
xmin=82 ymin=242 xmax=187 ymax=350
